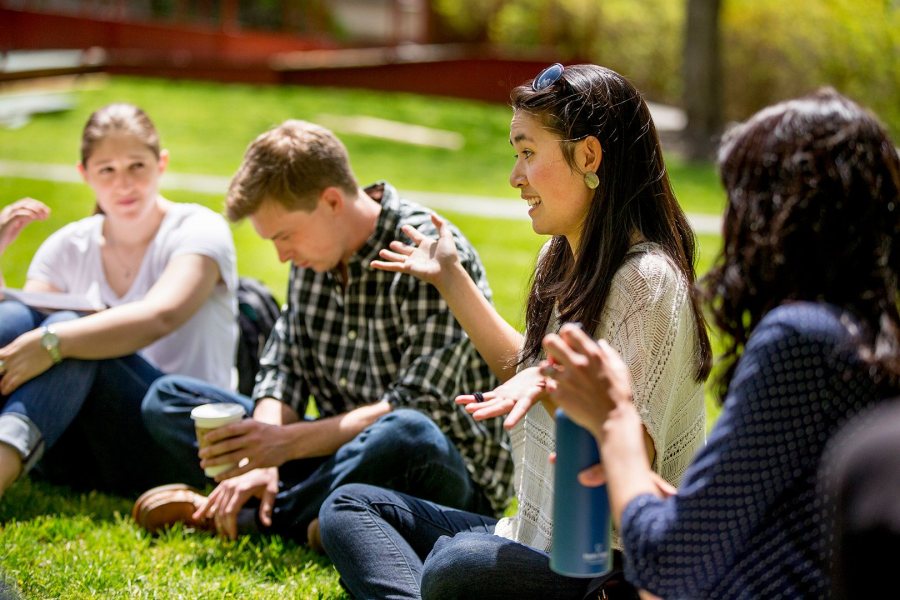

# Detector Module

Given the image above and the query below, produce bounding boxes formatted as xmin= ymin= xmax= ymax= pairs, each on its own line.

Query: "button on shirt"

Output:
xmin=254 ymin=182 xmax=514 ymax=514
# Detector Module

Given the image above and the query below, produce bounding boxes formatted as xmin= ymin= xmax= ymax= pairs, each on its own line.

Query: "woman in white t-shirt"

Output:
xmin=316 ymin=64 xmax=712 ymax=599
xmin=0 ymin=103 xmax=237 ymax=499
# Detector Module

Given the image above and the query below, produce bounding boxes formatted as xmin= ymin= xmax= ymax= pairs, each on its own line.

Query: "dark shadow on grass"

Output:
xmin=0 ymin=572 xmax=22 ymax=600
xmin=0 ymin=476 xmax=132 ymax=523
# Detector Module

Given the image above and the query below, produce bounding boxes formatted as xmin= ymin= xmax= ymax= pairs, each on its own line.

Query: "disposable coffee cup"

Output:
xmin=190 ymin=403 xmax=246 ymax=478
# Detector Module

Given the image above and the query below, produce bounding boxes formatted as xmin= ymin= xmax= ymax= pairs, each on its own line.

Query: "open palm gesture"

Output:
xmin=370 ymin=212 xmax=460 ymax=288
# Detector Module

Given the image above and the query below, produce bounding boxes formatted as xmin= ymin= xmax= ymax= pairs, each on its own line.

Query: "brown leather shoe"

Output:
xmin=132 ymin=483 xmax=211 ymax=534
xmin=307 ymin=517 xmax=324 ymax=554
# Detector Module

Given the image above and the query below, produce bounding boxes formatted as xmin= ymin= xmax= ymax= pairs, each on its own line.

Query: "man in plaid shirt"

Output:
xmin=134 ymin=120 xmax=513 ymax=544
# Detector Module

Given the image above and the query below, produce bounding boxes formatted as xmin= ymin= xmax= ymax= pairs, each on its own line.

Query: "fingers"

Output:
xmin=650 ymin=472 xmax=677 ymax=497
xmin=194 ymin=482 xmax=245 ymax=539
xmin=1 ymin=198 xmax=50 ymax=223
xmin=429 ymin=212 xmax=446 ymax=232
xmin=192 ymin=490 xmax=215 ymax=521
xmin=370 ymin=259 xmax=406 ymax=273
xmin=503 ymin=396 xmax=536 ymax=430
xmin=542 ymin=329 xmax=597 ymax=372
xmin=456 ymin=391 xmax=492 ymax=409
xmin=577 ymin=462 xmax=607 ymax=488
xmin=370 ymin=247 xmax=413 ymax=273
xmin=258 ymin=488 xmax=276 ymax=527
xmin=202 ymin=420 xmax=249 ymax=445
xmin=400 ymin=223 xmax=427 ymax=244
xmin=469 ymin=399 xmax=515 ymax=421
xmin=431 ymin=213 xmax=453 ymax=241
xmin=220 ymin=487 xmax=249 ymax=540
xmin=454 ymin=393 xmax=478 ymax=405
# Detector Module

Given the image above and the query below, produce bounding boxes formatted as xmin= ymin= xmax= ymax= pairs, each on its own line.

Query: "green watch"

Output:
xmin=40 ymin=326 xmax=62 ymax=364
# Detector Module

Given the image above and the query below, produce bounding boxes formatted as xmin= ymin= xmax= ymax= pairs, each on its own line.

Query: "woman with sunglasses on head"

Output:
xmin=316 ymin=63 xmax=711 ymax=599
xmin=0 ymin=103 xmax=237 ymax=500
xmin=542 ymin=89 xmax=900 ymax=599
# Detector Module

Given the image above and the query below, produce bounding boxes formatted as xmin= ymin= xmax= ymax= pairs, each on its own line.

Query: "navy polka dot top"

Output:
xmin=620 ymin=302 xmax=887 ymax=599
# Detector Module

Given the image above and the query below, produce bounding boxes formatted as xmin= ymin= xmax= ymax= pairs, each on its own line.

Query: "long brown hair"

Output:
xmin=513 ymin=64 xmax=711 ymax=381
xmin=704 ymin=88 xmax=900 ymax=400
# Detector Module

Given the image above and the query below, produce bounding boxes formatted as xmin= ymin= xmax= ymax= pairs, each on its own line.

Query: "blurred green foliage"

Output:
xmin=434 ymin=0 xmax=900 ymax=139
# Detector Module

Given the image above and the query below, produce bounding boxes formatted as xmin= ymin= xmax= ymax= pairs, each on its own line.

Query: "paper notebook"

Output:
xmin=0 ymin=288 xmax=105 ymax=313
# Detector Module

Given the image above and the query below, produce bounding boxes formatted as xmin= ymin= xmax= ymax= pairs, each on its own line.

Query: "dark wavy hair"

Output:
xmin=512 ymin=64 xmax=711 ymax=381
xmin=704 ymin=88 xmax=900 ymax=401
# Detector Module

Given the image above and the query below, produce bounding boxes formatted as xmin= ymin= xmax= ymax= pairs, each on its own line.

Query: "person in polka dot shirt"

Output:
xmin=542 ymin=88 xmax=900 ymax=599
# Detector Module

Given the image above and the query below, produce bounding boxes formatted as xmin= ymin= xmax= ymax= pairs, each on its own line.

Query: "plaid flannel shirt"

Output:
xmin=254 ymin=182 xmax=513 ymax=514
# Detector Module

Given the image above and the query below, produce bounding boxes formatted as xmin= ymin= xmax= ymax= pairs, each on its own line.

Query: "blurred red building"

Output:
xmin=0 ymin=1 xmax=550 ymax=103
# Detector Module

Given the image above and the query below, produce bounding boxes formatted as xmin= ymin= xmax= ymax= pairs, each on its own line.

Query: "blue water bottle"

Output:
xmin=551 ymin=408 xmax=612 ymax=577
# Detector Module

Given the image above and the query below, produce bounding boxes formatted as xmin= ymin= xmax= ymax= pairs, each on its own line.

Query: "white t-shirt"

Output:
xmin=493 ymin=241 xmax=706 ymax=551
xmin=27 ymin=202 xmax=238 ymax=389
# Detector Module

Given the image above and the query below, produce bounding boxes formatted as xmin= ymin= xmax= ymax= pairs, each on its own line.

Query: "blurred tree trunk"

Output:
xmin=683 ymin=0 xmax=723 ymax=161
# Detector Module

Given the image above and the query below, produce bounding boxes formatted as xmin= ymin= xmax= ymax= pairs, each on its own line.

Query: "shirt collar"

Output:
xmin=346 ymin=181 xmax=402 ymax=275
xmin=347 ymin=181 xmax=400 ymax=281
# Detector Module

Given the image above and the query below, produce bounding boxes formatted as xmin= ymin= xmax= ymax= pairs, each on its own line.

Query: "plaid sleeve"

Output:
xmin=252 ymin=270 xmax=310 ymax=416
xmin=379 ymin=278 xmax=476 ymax=411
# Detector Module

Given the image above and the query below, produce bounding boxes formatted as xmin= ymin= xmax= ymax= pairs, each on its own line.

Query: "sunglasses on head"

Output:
xmin=532 ymin=63 xmax=565 ymax=91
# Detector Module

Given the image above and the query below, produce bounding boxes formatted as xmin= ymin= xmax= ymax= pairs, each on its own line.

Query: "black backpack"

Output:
xmin=235 ymin=277 xmax=281 ymax=396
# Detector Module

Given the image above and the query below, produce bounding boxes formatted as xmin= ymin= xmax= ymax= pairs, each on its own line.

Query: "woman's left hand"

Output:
xmin=456 ymin=366 xmax=551 ymax=429
xmin=0 ymin=329 xmax=54 ymax=395
xmin=541 ymin=322 xmax=634 ymax=438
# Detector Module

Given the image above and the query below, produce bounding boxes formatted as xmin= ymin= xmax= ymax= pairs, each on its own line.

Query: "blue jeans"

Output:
xmin=0 ymin=300 xmax=203 ymax=495
xmin=141 ymin=374 xmax=492 ymax=541
xmin=318 ymin=483 xmax=594 ymax=600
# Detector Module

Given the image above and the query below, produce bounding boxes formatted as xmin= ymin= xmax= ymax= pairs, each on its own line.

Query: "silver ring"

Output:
xmin=473 ymin=392 xmax=484 ymax=403
xmin=0 ymin=359 xmax=5 ymax=375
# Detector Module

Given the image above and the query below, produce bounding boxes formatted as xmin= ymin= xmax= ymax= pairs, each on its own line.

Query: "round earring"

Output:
xmin=584 ymin=171 xmax=599 ymax=190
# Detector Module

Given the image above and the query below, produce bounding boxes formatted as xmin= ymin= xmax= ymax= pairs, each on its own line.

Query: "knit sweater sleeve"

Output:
xmin=597 ymin=245 xmax=706 ymax=486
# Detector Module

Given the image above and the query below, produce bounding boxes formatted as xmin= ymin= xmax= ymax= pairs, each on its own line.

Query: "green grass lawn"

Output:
xmin=0 ymin=76 xmax=725 ymax=598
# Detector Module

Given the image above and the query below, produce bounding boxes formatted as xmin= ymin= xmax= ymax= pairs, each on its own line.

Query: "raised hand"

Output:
xmin=0 ymin=198 xmax=50 ymax=256
xmin=370 ymin=213 xmax=460 ymax=288
xmin=541 ymin=323 xmax=634 ymax=438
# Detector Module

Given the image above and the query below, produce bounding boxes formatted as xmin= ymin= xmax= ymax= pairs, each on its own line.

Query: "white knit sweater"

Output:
xmin=493 ymin=242 xmax=706 ymax=551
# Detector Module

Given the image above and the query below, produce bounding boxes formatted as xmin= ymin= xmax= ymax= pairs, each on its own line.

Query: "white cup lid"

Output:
xmin=191 ymin=402 xmax=245 ymax=421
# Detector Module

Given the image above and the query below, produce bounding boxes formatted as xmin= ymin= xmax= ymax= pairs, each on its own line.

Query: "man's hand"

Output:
xmin=193 ymin=467 xmax=278 ymax=540
xmin=200 ymin=419 xmax=292 ymax=480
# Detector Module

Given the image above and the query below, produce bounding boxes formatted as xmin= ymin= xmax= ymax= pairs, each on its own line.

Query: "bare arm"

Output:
xmin=28 ymin=253 xmax=221 ymax=359
xmin=0 ymin=253 xmax=221 ymax=395
xmin=202 ymin=399 xmax=393 ymax=476
xmin=371 ymin=213 xmax=522 ymax=381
